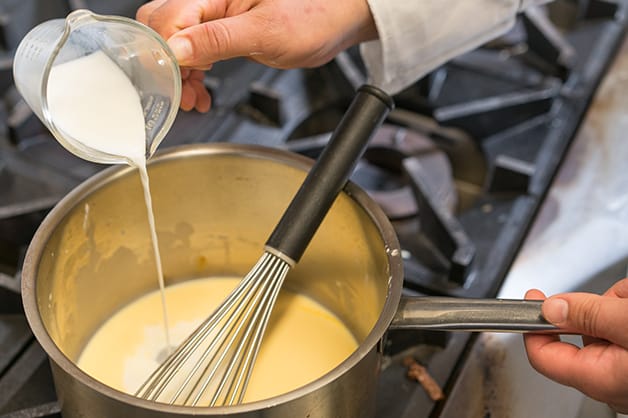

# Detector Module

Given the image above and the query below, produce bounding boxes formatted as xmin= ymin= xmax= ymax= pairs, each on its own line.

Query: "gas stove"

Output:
xmin=1 ymin=1 xmax=627 ymax=417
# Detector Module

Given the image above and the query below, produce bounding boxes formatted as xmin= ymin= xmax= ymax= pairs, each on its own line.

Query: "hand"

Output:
xmin=137 ymin=0 xmax=378 ymax=112
xmin=523 ymin=279 xmax=628 ymax=413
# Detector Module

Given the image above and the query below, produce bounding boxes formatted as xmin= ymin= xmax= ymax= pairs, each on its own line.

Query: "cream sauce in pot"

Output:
xmin=77 ymin=277 xmax=358 ymax=404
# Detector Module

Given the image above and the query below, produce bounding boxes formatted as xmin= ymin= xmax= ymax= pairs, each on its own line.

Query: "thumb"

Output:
xmin=542 ymin=293 xmax=628 ymax=348
xmin=167 ymin=14 xmax=263 ymax=68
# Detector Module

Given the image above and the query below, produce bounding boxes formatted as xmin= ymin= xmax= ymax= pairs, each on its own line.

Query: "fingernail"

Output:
xmin=544 ymin=298 xmax=568 ymax=324
xmin=168 ymin=37 xmax=193 ymax=63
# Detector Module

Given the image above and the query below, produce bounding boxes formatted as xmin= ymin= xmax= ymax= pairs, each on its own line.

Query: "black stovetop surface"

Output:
xmin=1 ymin=1 xmax=627 ymax=417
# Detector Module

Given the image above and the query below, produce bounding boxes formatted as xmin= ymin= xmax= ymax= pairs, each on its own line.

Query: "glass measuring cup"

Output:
xmin=12 ymin=9 xmax=182 ymax=165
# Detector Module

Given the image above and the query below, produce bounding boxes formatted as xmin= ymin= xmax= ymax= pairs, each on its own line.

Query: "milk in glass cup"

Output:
xmin=12 ymin=9 xmax=182 ymax=165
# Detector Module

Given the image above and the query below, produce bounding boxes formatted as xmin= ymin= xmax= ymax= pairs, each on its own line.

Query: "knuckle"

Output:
xmin=202 ymin=21 xmax=232 ymax=58
xmin=614 ymin=277 xmax=628 ymax=297
xmin=146 ymin=12 xmax=169 ymax=35
xmin=136 ymin=1 xmax=160 ymax=24
xmin=135 ymin=6 xmax=148 ymax=22
xmin=244 ymin=14 xmax=289 ymax=66
xmin=576 ymin=297 xmax=602 ymax=337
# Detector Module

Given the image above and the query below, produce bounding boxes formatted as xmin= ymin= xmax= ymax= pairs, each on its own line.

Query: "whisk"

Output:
xmin=136 ymin=85 xmax=394 ymax=407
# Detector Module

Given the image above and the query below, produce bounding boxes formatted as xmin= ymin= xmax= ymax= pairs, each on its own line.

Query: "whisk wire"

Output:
xmin=137 ymin=255 xmax=264 ymax=402
xmin=136 ymin=265 xmax=261 ymax=401
xmin=207 ymin=254 xmax=289 ymax=405
xmin=184 ymin=261 xmax=270 ymax=405
xmin=195 ymin=254 xmax=280 ymax=406
xmin=136 ymin=252 xmax=291 ymax=406
xmin=222 ymin=257 xmax=289 ymax=405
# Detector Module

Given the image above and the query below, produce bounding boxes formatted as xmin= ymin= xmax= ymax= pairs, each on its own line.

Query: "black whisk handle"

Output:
xmin=266 ymin=84 xmax=394 ymax=263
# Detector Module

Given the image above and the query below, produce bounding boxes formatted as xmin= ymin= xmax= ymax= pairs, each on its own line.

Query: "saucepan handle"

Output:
xmin=390 ymin=296 xmax=560 ymax=332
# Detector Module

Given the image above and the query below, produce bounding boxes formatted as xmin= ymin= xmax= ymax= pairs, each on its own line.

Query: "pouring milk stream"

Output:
xmin=47 ymin=50 xmax=173 ymax=349
xmin=12 ymin=9 xmax=183 ymax=352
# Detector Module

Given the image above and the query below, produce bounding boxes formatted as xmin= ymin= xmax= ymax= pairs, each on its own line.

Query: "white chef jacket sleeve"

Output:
xmin=360 ymin=0 xmax=549 ymax=95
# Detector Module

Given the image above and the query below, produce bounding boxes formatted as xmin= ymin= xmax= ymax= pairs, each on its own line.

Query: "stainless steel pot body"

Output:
xmin=21 ymin=144 xmax=404 ymax=418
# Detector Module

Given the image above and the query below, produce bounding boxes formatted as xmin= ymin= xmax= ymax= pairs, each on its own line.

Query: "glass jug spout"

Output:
xmin=65 ymin=9 xmax=98 ymax=27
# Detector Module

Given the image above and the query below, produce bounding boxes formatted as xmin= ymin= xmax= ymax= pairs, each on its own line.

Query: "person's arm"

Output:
xmin=137 ymin=0 xmax=549 ymax=112
xmin=137 ymin=0 xmax=377 ymax=112
xmin=360 ymin=0 xmax=549 ymax=94
xmin=523 ymin=280 xmax=628 ymax=413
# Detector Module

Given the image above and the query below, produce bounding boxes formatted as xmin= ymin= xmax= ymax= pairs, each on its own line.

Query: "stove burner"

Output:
xmin=359 ymin=125 xmax=457 ymax=220
xmin=286 ymin=116 xmax=486 ymax=286
xmin=288 ymin=124 xmax=462 ymax=220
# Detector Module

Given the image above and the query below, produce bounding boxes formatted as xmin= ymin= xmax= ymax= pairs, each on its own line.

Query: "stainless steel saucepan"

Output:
xmin=21 ymin=143 xmax=555 ymax=418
